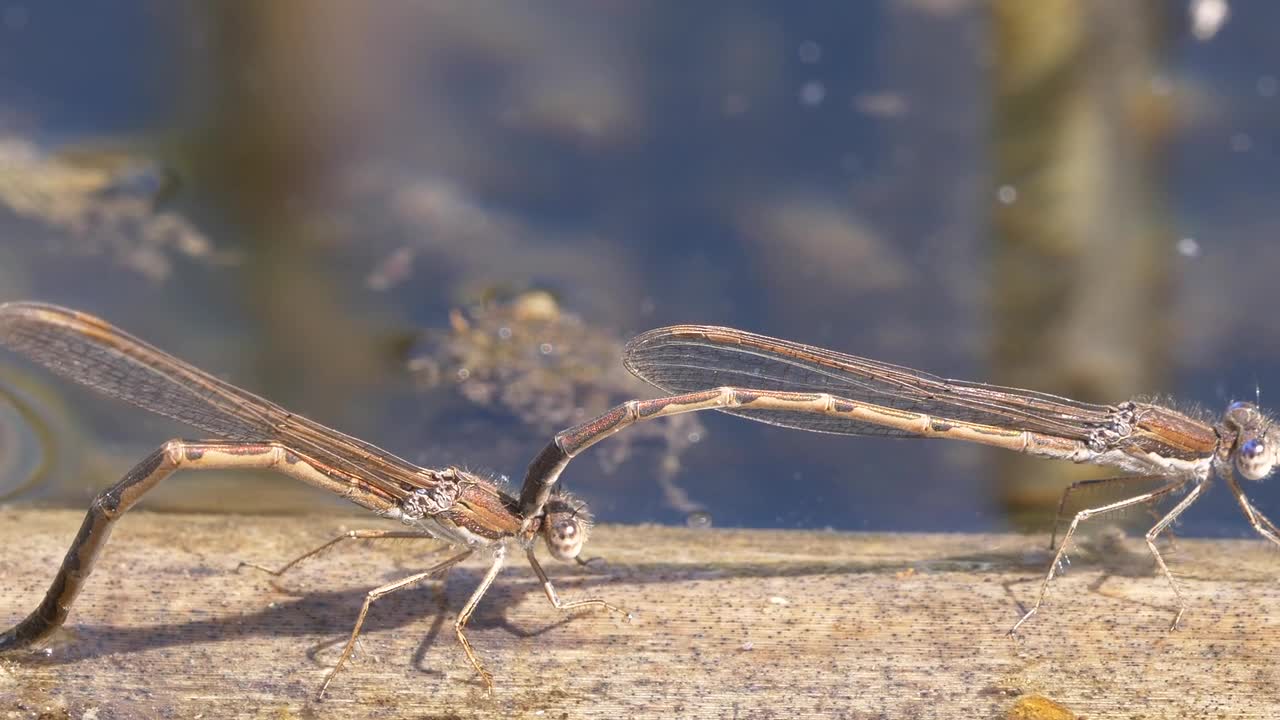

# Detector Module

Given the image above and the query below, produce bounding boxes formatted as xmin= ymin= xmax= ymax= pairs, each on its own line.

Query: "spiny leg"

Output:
xmin=1050 ymin=475 xmax=1179 ymax=550
xmin=241 ymin=531 xmax=455 ymax=660
xmin=318 ymin=548 xmax=473 ymax=699
xmin=1141 ymin=481 xmax=1207 ymax=630
xmin=526 ymin=548 xmax=631 ymax=619
xmin=1225 ymin=475 xmax=1280 ymax=546
xmin=239 ymin=530 xmax=442 ymax=577
xmin=0 ymin=438 xmax=340 ymax=652
xmin=1009 ymin=477 xmax=1185 ymax=636
xmin=1147 ymin=504 xmax=1180 ymax=552
xmin=452 ymin=545 xmax=508 ymax=695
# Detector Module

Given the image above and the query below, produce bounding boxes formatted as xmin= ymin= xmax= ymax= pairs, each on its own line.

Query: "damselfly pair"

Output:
xmin=1 ymin=303 xmax=1277 ymax=695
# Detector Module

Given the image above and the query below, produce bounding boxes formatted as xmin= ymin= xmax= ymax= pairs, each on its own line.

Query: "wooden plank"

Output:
xmin=0 ymin=508 xmax=1277 ymax=718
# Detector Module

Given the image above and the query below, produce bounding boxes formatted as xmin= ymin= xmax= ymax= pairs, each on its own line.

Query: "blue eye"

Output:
xmin=1242 ymin=438 xmax=1266 ymax=458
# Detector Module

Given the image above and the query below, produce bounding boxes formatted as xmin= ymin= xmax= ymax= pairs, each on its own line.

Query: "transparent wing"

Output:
xmin=0 ymin=302 xmax=425 ymax=501
xmin=624 ymin=325 xmax=1117 ymax=439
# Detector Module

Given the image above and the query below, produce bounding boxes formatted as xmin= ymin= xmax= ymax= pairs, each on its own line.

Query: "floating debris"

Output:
xmin=409 ymin=291 xmax=706 ymax=513
xmin=0 ymin=137 xmax=230 ymax=280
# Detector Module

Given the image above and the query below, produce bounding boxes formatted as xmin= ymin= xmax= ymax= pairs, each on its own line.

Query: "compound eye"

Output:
xmin=1237 ymin=438 xmax=1272 ymax=480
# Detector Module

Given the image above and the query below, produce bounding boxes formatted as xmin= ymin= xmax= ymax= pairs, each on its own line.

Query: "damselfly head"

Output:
xmin=1225 ymin=402 xmax=1278 ymax=481
xmin=1235 ymin=431 xmax=1279 ymax=480
xmin=541 ymin=495 xmax=593 ymax=561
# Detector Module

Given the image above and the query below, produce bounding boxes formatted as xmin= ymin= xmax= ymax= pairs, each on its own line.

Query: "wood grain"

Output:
xmin=0 ymin=508 xmax=1277 ymax=718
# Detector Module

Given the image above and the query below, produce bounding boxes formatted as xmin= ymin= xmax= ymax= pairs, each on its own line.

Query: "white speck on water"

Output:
xmin=997 ymin=185 xmax=1018 ymax=204
xmin=539 ymin=342 xmax=554 ymax=355
xmin=799 ymin=81 xmax=826 ymax=107
xmin=456 ymin=368 xmax=470 ymax=380
xmin=687 ymin=431 xmax=702 ymax=443
xmin=686 ymin=511 xmax=713 ymax=528
xmin=1189 ymin=0 xmax=1230 ymax=41
xmin=1177 ymin=237 xmax=1201 ymax=258
xmin=498 ymin=326 xmax=512 ymax=339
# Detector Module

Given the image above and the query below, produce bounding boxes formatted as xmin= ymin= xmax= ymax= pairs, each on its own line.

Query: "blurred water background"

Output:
xmin=1 ymin=1 xmax=1278 ymax=538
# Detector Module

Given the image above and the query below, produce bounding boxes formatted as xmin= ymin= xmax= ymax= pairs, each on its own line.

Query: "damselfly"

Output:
xmin=521 ymin=324 xmax=1280 ymax=633
xmin=0 ymin=302 xmax=628 ymax=696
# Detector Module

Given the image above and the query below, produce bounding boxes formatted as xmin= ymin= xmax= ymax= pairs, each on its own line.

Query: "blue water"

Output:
xmin=1 ymin=3 xmax=1279 ymax=538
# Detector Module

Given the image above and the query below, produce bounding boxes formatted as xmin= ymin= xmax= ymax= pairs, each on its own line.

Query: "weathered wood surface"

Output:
xmin=0 ymin=508 xmax=1277 ymax=719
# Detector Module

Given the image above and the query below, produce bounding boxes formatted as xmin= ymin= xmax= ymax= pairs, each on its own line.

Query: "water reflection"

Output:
xmin=0 ymin=3 xmax=1278 ymax=536
xmin=0 ymin=381 xmax=45 ymax=501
